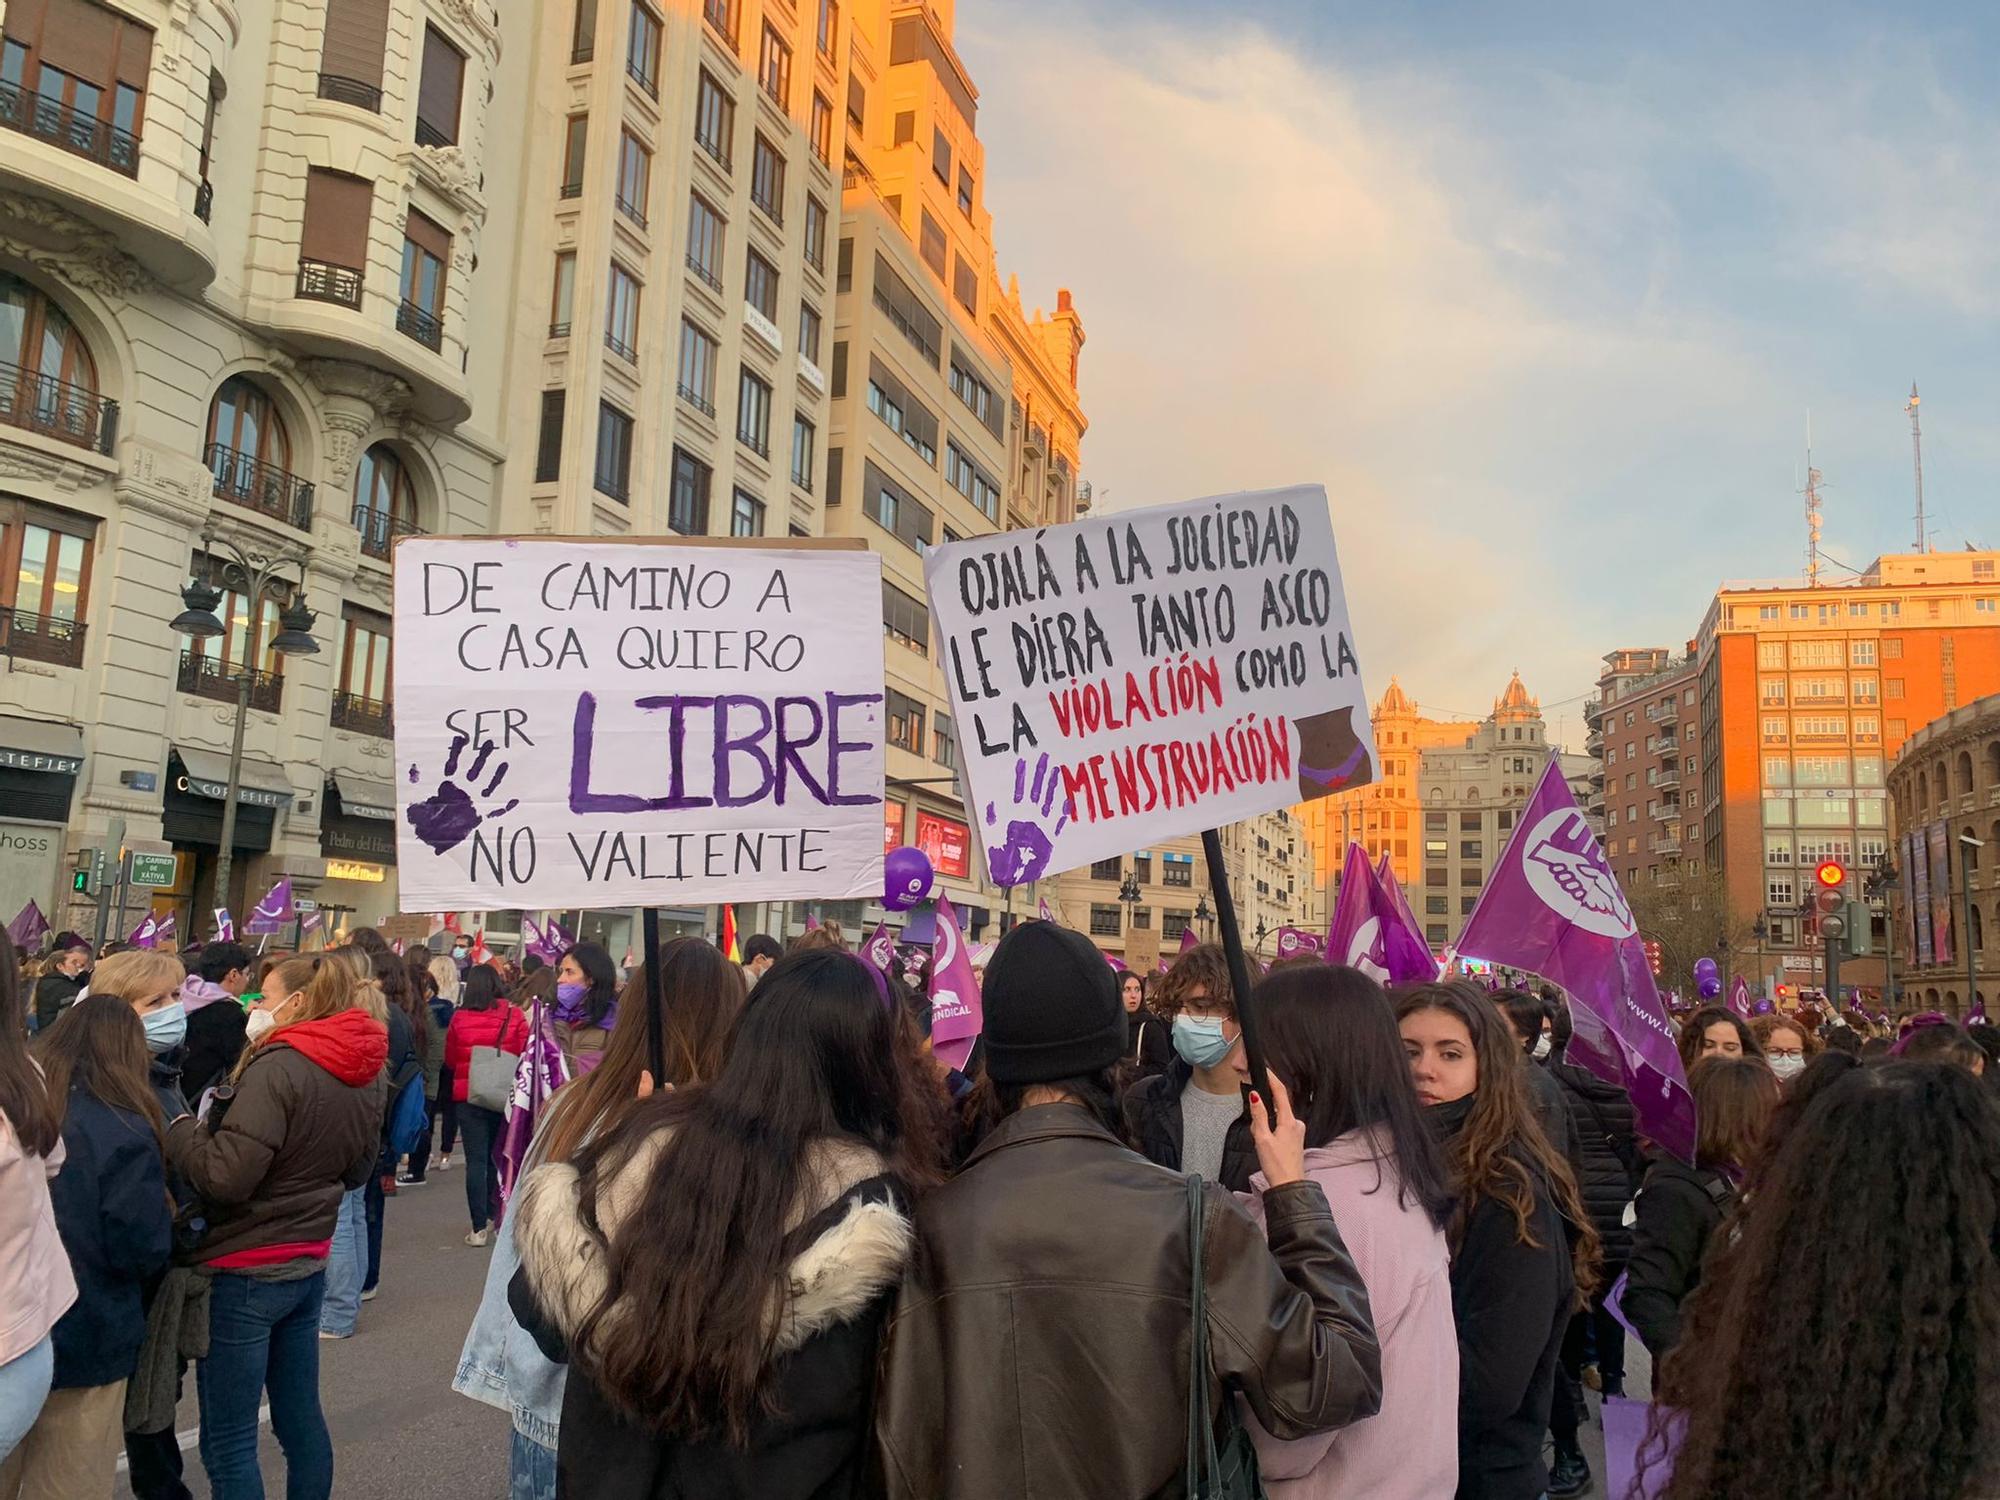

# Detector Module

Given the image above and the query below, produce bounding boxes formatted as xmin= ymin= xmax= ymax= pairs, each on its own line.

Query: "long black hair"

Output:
xmin=563 ymin=941 xmax=620 ymax=1027
xmin=459 ymin=965 xmax=503 ymax=1013
xmin=1259 ymin=965 xmax=1454 ymax=1230
xmin=568 ymin=949 xmax=935 ymax=1441
xmin=3 ymin=958 xmax=62 ymax=1157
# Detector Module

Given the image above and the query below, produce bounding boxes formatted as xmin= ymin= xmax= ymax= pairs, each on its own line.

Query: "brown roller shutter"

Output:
xmin=320 ymin=0 xmax=389 ymax=93
xmin=416 ymin=25 xmax=463 ymax=144
xmin=38 ymin=0 xmax=117 ymax=77
xmin=301 ymin=168 xmax=373 ymax=269
xmin=112 ymin=17 xmax=150 ymax=86
xmin=403 ymin=207 xmax=451 ymax=262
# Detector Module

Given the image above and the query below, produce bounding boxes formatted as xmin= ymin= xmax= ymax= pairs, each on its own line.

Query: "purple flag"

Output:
xmin=1038 ymin=897 xmax=1055 ymax=923
xmin=929 ymin=896 xmax=982 ymax=1071
xmin=7 ymin=900 xmax=48 ymax=950
xmin=1326 ymin=843 xmax=1389 ymax=980
xmin=863 ymin=921 xmax=896 ymax=975
xmin=1273 ymin=926 xmax=1324 ymax=960
xmin=499 ymin=1000 xmax=573 ymax=1213
xmin=804 ymin=913 xmax=821 ymax=932
xmin=1727 ymin=975 xmax=1752 ymax=1020
xmin=1456 ymin=762 xmax=1695 ymax=1163
xmin=247 ymin=879 xmax=294 ymax=935
xmin=1177 ymin=926 xmax=1199 ymax=955
xmin=213 ymin=908 xmax=235 ymax=943
xmin=155 ymin=912 xmax=176 ymax=949
xmin=1371 ymin=852 xmax=1437 ymax=984
xmin=128 ymin=912 xmax=159 ymax=949
xmin=1105 ymin=953 xmax=1128 ymax=972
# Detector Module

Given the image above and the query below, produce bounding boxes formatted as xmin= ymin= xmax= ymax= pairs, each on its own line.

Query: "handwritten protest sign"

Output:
xmin=393 ymin=537 xmax=886 ymax=909
xmin=924 ymin=485 xmax=1376 ymax=886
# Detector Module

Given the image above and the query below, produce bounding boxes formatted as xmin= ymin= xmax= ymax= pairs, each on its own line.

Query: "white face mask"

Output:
xmin=1532 ymin=1033 xmax=1552 ymax=1061
xmin=1769 ymin=1053 xmax=1806 ymax=1081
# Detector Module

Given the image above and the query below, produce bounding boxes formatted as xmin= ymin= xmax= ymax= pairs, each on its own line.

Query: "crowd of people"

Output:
xmin=3 ymin=917 xmax=1998 ymax=1500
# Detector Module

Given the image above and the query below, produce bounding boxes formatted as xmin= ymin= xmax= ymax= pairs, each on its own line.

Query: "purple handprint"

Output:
xmin=984 ymin=752 xmax=1072 ymax=887
xmin=406 ymin=735 xmax=519 ymax=855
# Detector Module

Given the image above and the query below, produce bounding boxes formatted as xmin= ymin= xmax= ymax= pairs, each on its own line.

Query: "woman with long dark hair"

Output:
xmin=1653 ymin=1063 xmax=2000 ymax=1499
xmin=550 ymin=943 xmax=620 ymax=1076
xmin=3 ymin=998 xmax=172 ymax=1493
xmin=1248 ymin=966 xmax=1458 ymax=1498
xmin=0 ymin=957 xmax=69 ymax=1465
xmin=1675 ymin=1005 xmax=1761 ymax=1071
xmin=511 ymin=949 xmax=934 ymax=1498
xmin=1394 ymin=981 xmax=1599 ymax=1500
xmin=456 ymin=940 xmax=747 ymax=1499
xmin=445 ymin=966 xmax=528 ymax=1245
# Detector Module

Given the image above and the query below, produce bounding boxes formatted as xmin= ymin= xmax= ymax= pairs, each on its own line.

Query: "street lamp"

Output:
xmin=1961 ymin=834 xmax=1984 ymax=1016
xmin=1864 ymin=853 xmax=1901 ymax=1011
xmin=175 ymin=533 xmax=317 ymax=915
xmin=1117 ymin=871 xmax=1140 ymax=948
xmin=1253 ymin=918 xmax=1269 ymax=956
xmin=1193 ymin=895 xmax=1213 ymax=940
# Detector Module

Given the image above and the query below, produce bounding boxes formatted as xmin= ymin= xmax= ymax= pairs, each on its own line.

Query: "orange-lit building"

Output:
xmin=1696 ymin=550 xmax=2000 ymax=992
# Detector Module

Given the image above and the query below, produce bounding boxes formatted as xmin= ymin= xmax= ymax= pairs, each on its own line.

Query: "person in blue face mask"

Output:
xmin=1118 ymin=943 xmax=1258 ymax=1190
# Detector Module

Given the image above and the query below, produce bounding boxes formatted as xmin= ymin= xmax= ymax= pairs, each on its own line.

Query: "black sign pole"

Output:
xmin=1199 ymin=828 xmax=1275 ymax=1128
xmin=642 ymin=906 xmax=665 ymax=1089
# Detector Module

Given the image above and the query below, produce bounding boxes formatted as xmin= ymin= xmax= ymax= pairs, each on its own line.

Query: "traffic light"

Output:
xmin=1813 ymin=860 xmax=1847 ymax=918
xmin=71 ymin=848 xmax=101 ymax=896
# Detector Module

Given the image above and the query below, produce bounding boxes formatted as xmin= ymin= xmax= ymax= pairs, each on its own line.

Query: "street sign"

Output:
xmin=126 ymin=852 xmax=177 ymax=889
xmin=294 ymin=897 xmax=318 ymax=913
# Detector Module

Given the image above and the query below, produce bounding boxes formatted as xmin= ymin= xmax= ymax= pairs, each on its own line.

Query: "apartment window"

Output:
xmin=817 ymin=0 xmax=837 ymax=55
xmin=751 ymin=133 xmax=785 ymax=223
xmin=825 ymin=446 xmax=842 ymax=506
xmin=797 ymin=302 xmax=822 ymax=364
xmin=548 ymin=252 xmax=575 ymax=336
xmin=887 ymin=689 xmax=926 ymax=755
xmin=1461 ymin=839 xmax=1483 ymax=859
xmin=948 ymin=354 xmax=1003 ymax=438
xmin=830 ymin=340 xmax=847 ymax=396
xmin=836 ymin=236 xmax=853 ymax=291
xmin=1850 ymin=639 xmax=1877 ymax=666
xmin=570 ymin=0 xmax=596 ymax=60
xmin=669 ymin=447 xmax=711 ymax=534
xmin=414 ymin=24 xmax=463 ymax=145
xmin=809 ymin=91 xmax=832 ymax=165
xmin=1 ymin=0 xmax=152 ymax=174
xmin=398 ymin=209 xmax=450 ymax=349
xmin=931 ymin=125 xmax=951 ymax=183
xmin=694 ymin=70 xmax=733 ymax=169
xmin=736 ymin=368 xmax=772 ymax=456
xmin=686 ymin=192 xmax=724 ymax=288
xmin=846 ymin=74 xmax=864 ymax=127
xmin=703 ymin=0 xmax=737 ymax=46
xmin=745 ymin=247 xmax=779 ymax=319
xmin=952 ymin=253 xmax=977 ymax=313
xmin=626 ymin=1 xmax=661 ymax=95
xmin=730 ymin=488 xmax=765 ymax=537
xmin=604 ymin=262 xmax=640 ymax=362
xmin=872 ymin=254 xmax=942 ymax=365
xmin=1162 ymin=859 xmax=1193 ymax=888
xmin=320 ymin=0 xmax=390 ymax=108
xmin=866 ymin=359 xmax=938 ymax=464
xmin=893 ymin=110 xmax=915 ymax=146
xmin=334 ymin=604 xmax=392 ymax=711
xmin=1883 ymin=636 xmax=1903 ymax=658
xmin=882 ymin=580 xmax=927 ymax=656
xmin=615 ymin=130 xmax=649 ymax=226
xmin=791 ymin=413 xmax=815 ymax=490
xmin=758 ymin=23 xmax=790 ymax=108
xmin=676 ymin=319 xmax=718 ymax=415
xmin=0 ymin=500 xmax=93 ymax=662
xmin=534 ymin=390 xmax=564 ymax=482
xmin=560 ymin=114 xmax=587 ymax=195
xmin=593 ymin=402 xmax=632 ymax=502
xmin=803 ymin=195 xmax=828 ymax=271
xmin=1886 ymin=678 xmax=1905 ymax=699
xmin=864 ymin=459 xmax=933 ymax=551
xmin=918 ymin=210 xmax=947 ymax=279
xmin=945 ymin=442 xmax=998 ymax=522
xmin=298 ymin=169 xmax=372 ymax=306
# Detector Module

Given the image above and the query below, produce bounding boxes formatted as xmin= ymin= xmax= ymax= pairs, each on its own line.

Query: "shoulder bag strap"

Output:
xmin=1185 ymin=1173 xmax=1219 ymax=1494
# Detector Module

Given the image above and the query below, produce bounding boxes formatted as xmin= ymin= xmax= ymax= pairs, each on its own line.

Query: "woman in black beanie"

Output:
xmin=873 ymin=920 xmax=1384 ymax=1499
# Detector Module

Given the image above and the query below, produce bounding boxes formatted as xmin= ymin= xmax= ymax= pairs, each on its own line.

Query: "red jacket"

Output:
xmin=444 ymin=1003 xmax=528 ymax=1103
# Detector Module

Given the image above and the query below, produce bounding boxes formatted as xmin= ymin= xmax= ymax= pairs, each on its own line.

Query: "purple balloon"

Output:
xmin=883 ymin=846 xmax=935 ymax=912
xmin=1698 ymin=976 xmax=1722 ymax=999
xmin=1693 ymin=957 xmax=1719 ymax=981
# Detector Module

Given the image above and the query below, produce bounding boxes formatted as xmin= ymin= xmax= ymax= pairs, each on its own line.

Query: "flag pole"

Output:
xmin=642 ymin=906 xmax=665 ymax=1088
xmin=1200 ymin=828 xmax=1274 ymax=1127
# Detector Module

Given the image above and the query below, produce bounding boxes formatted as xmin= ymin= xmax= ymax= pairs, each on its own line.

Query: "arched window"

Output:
xmin=1918 ymin=769 xmax=1930 ymax=812
xmin=352 ymin=443 xmax=420 ymax=560
xmin=1971 ymin=902 xmax=1986 ymax=955
xmin=0 ymin=272 xmax=104 ymax=448
xmin=207 ymin=376 xmax=301 ymax=522
xmin=1959 ymin=751 xmax=1976 ymax=799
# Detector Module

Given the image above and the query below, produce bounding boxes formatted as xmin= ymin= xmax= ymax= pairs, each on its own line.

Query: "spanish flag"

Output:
xmin=720 ymin=904 xmax=741 ymax=962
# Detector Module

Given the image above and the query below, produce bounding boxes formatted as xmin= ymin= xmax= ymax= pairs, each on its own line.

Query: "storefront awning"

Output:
xmin=170 ymin=746 xmax=293 ymax=810
xmin=329 ymin=771 xmax=396 ymax=821
xmin=0 ymin=715 xmax=83 ymax=775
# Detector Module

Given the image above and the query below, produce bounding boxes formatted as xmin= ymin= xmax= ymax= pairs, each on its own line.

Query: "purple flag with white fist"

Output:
xmin=7 ymin=900 xmax=48 ymax=950
xmin=499 ymin=999 xmax=573 ymax=1213
xmin=1456 ymin=761 xmax=1694 ymax=1164
xmin=128 ymin=912 xmax=159 ymax=949
xmin=863 ymin=921 xmax=896 ymax=975
xmin=1038 ymin=897 xmax=1055 ymax=923
xmin=154 ymin=912 xmax=176 ymax=949
xmin=1326 ymin=842 xmax=1389 ymax=980
xmin=929 ymin=896 xmax=982 ymax=1071
xmin=213 ymin=908 xmax=235 ymax=943
xmin=1727 ymin=975 xmax=1752 ymax=1020
xmin=247 ymin=879 xmax=294 ymax=935
xmin=1373 ymin=851 xmax=1438 ymax=984
xmin=1273 ymin=926 xmax=1324 ymax=960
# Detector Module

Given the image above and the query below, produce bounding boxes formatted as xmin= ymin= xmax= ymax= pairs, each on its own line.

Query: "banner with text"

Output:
xmin=393 ymin=538 xmax=886 ymax=909
xmin=923 ymin=485 xmax=1376 ymax=886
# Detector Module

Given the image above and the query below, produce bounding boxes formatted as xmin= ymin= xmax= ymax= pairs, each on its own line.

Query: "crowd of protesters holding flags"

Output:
xmin=6 ymin=906 xmax=2000 ymax=1500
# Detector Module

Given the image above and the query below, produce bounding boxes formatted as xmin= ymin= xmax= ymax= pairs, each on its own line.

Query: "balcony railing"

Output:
xmin=677 ymin=382 xmax=716 ymax=418
xmin=396 ymin=299 xmax=445 ymax=352
xmin=352 ymin=503 xmax=426 ymax=562
xmin=696 ymin=130 xmax=732 ymax=172
xmin=0 ymin=361 xmax=118 ymax=453
xmin=194 ymin=178 xmax=213 ymax=222
xmin=297 ymin=258 xmax=364 ymax=308
xmin=330 ymin=690 xmax=393 ymax=738
xmin=605 ymin=331 xmax=637 ymax=363
xmin=704 ymin=0 xmax=740 ymax=47
xmin=0 ymin=609 xmax=85 ymax=668
xmin=0 ymin=77 xmax=140 ymax=176
xmin=414 ymin=117 xmax=453 ymax=149
xmin=686 ymin=253 xmax=724 ymax=293
xmin=626 ymin=60 xmax=659 ymax=98
xmin=178 ymin=649 xmax=283 ymax=712
xmin=548 ymin=321 xmax=572 ymax=339
xmin=616 ymin=194 xmax=648 ymax=229
xmin=207 ymin=442 xmax=314 ymax=528
xmin=316 ymin=73 xmax=383 ymax=111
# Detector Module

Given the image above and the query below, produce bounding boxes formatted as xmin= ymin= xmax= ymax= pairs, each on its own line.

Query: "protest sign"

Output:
xmin=393 ymin=538 xmax=886 ymax=910
xmin=378 ymin=914 xmax=434 ymax=944
xmin=923 ymin=486 xmax=1376 ymax=886
xmin=1125 ymin=924 xmax=1160 ymax=973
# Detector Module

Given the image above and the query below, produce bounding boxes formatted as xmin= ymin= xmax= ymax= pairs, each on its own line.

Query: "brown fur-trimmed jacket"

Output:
xmin=509 ymin=1128 xmax=912 ymax=1500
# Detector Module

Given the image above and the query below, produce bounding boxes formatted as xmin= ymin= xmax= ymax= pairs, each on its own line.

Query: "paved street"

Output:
xmin=118 ymin=1170 xmax=511 ymax=1499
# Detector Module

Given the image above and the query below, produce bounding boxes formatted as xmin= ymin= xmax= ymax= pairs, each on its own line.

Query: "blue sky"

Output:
xmin=958 ymin=0 xmax=2000 ymax=746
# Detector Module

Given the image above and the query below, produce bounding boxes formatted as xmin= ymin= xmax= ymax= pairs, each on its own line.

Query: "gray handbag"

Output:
xmin=466 ymin=1004 xmax=522 ymax=1112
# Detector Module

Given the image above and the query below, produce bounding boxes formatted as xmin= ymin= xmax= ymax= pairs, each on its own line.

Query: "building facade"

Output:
xmin=1884 ymin=692 xmax=2000 ymax=1016
xmin=1591 ymin=648 xmax=1704 ymax=896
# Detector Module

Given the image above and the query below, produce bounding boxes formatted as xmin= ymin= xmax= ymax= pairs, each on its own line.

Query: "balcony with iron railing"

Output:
xmin=676 ymin=382 xmax=716 ymax=418
xmin=1656 ymin=736 xmax=1680 ymax=756
xmin=0 ymin=77 xmax=140 ymax=176
xmin=330 ymin=690 xmax=392 ymax=738
xmin=1583 ymin=697 xmax=1603 ymax=727
xmin=1655 ymin=699 xmax=1681 ymax=725
xmin=178 ymin=648 xmax=283 ymax=712
xmin=194 ymin=179 xmax=213 ymax=223
xmin=297 ymin=258 xmax=364 ymax=309
xmin=396 ymin=299 xmax=445 ymax=352
xmin=704 ymin=0 xmax=740 ymax=47
xmin=352 ymin=503 xmax=426 ymax=563
xmin=316 ymin=74 xmax=384 ymax=111
xmin=207 ymin=442 xmax=314 ymax=529
xmin=686 ymin=252 xmax=724 ymax=293
xmin=0 ymin=609 xmax=86 ymax=668
xmin=0 ymin=363 xmax=118 ymax=454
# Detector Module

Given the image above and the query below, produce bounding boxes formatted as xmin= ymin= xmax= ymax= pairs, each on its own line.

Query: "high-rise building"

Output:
xmin=1697 ymin=550 xmax=2000 ymax=992
xmin=1591 ymin=646 xmax=1705 ymax=896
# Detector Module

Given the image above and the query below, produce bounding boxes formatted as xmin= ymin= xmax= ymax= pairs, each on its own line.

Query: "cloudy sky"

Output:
xmin=960 ymin=0 xmax=2000 ymax=748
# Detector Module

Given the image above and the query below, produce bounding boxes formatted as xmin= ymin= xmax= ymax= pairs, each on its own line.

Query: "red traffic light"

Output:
xmin=1815 ymin=861 xmax=1847 ymax=889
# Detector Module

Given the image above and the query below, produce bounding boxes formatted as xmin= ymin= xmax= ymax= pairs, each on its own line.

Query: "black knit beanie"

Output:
xmin=980 ymin=921 xmax=1125 ymax=1085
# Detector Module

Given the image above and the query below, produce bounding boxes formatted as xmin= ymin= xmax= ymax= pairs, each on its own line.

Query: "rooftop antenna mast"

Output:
xmin=1802 ymin=412 xmax=1824 ymax=588
xmin=1906 ymin=382 xmax=1928 ymax=553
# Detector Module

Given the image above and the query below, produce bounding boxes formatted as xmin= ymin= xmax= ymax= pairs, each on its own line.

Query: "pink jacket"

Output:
xmin=1242 ymin=1131 xmax=1458 ymax=1500
xmin=0 ymin=1109 xmax=76 ymax=1365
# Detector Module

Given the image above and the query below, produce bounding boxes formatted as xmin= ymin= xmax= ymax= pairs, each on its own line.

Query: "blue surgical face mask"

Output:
xmin=1172 ymin=1014 xmax=1236 ymax=1070
xmin=143 ymin=1001 xmax=187 ymax=1055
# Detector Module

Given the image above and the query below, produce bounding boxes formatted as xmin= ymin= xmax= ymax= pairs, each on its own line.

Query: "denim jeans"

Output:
xmin=508 ymin=1427 xmax=558 ymax=1500
xmin=196 ymin=1271 xmax=333 ymax=1500
xmin=0 ymin=1334 xmax=52 ymax=1463
xmin=363 ymin=1171 xmax=386 ymax=1294
xmin=459 ymin=1104 xmax=504 ymax=1232
xmin=319 ymin=1188 xmax=366 ymax=1336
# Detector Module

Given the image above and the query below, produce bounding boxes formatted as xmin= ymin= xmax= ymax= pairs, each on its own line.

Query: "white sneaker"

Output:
xmin=435 ymin=1156 xmax=453 ymax=1171
xmin=360 ymin=1287 xmax=379 ymax=1302
xmin=464 ymin=1226 xmax=494 ymax=1247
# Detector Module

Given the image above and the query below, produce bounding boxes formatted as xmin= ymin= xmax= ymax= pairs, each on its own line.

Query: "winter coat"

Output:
xmin=46 ymin=1089 xmax=173 ymax=1389
xmin=445 ymin=1003 xmax=528 ymax=1104
xmin=1449 ymin=1159 xmax=1575 ymax=1500
xmin=1522 ymin=1061 xmax=1581 ymax=1168
xmin=426 ymin=998 xmax=455 ymax=1097
xmin=1243 ymin=1132 xmax=1458 ymax=1500
xmin=1622 ymin=1156 xmax=1736 ymax=1362
xmin=0 ymin=1107 xmax=75 ymax=1365
xmin=376 ymin=1003 xmax=418 ymax=1173
xmin=1547 ymin=1061 xmax=1640 ymax=1265
xmin=551 ymin=1018 xmax=612 ymax=1076
xmin=32 ymin=968 xmax=83 ymax=1031
xmin=511 ymin=1128 xmax=913 ymax=1500
xmin=874 ymin=1102 xmax=1383 ymax=1500
xmin=148 ymin=1049 xmax=191 ymax=1123
xmin=178 ymin=976 xmax=247 ymax=1101
xmin=164 ymin=1009 xmax=388 ymax=1264
xmin=1121 ymin=1059 xmax=1259 ymax=1192
xmin=1125 ymin=1006 xmax=1174 ymax=1078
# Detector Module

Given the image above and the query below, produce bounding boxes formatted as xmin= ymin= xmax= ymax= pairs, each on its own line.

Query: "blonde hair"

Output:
xmin=428 ymin=956 xmax=460 ymax=1004
xmin=234 ymin=955 xmax=359 ymax=1080
xmin=322 ymin=945 xmax=386 ymax=1022
xmin=89 ymin=949 xmax=186 ymax=1005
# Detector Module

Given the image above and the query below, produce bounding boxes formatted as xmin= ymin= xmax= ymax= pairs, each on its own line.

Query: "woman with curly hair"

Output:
xmin=1652 ymin=1062 xmax=2000 ymax=1500
xmin=1748 ymin=1011 xmax=1815 ymax=1085
xmin=1394 ymin=982 xmax=1599 ymax=1500
xmin=1674 ymin=1005 xmax=1761 ymax=1072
